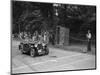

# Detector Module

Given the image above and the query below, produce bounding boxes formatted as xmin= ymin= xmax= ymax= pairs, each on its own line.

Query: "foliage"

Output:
xmin=12 ymin=1 xmax=96 ymax=38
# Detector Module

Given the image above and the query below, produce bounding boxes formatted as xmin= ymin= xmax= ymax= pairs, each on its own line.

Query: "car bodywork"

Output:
xmin=19 ymin=40 xmax=49 ymax=57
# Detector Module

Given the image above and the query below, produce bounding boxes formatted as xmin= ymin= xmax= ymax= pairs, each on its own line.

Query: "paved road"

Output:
xmin=11 ymin=40 xmax=96 ymax=74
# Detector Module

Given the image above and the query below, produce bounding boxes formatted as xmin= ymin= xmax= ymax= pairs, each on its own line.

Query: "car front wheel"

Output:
xmin=30 ymin=49 xmax=35 ymax=57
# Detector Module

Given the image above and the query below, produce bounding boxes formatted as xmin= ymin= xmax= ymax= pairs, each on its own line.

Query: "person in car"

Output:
xmin=32 ymin=32 xmax=36 ymax=42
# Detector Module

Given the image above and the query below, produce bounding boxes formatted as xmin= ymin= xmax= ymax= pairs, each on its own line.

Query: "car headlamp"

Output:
xmin=42 ymin=43 xmax=46 ymax=46
xmin=31 ymin=45 xmax=34 ymax=47
xmin=35 ymin=44 xmax=38 ymax=47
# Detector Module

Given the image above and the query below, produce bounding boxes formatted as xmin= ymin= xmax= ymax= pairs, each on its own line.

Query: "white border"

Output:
xmin=14 ymin=0 xmax=97 ymax=5
xmin=0 ymin=0 xmax=99 ymax=75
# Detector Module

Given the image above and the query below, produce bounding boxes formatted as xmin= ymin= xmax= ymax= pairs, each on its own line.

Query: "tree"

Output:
xmin=12 ymin=1 xmax=51 ymax=34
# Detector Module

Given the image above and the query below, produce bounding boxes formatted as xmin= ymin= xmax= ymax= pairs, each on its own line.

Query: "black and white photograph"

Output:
xmin=11 ymin=0 xmax=96 ymax=74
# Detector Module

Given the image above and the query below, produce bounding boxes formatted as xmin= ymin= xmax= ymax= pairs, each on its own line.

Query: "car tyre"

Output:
xmin=20 ymin=49 xmax=24 ymax=54
xmin=19 ymin=45 xmax=21 ymax=50
xmin=30 ymin=49 xmax=35 ymax=57
xmin=45 ymin=48 xmax=49 ymax=55
xmin=19 ymin=44 xmax=24 ymax=54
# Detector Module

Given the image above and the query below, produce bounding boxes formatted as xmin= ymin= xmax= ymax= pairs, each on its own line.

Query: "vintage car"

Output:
xmin=19 ymin=40 xmax=49 ymax=57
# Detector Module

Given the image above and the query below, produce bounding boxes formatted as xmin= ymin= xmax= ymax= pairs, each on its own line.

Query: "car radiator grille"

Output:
xmin=37 ymin=44 xmax=43 ymax=49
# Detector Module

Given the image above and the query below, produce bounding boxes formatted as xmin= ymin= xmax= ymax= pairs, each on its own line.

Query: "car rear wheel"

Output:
xmin=19 ymin=45 xmax=21 ymax=50
xmin=30 ymin=49 xmax=35 ymax=57
xmin=19 ymin=43 xmax=23 ymax=50
xmin=45 ymin=48 xmax=49 ymax=55
xmin=19 ymin=44 xmax=25 ymax=54
xmin=20 ymin=48 xmax=24 ymax=54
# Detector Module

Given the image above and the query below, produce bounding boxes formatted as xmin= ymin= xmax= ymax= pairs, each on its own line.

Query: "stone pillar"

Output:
xmin=55 ymin=26 xmax=69 ymax=46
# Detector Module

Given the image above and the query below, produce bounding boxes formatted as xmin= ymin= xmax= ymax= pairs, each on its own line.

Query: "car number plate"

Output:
xmin=38 ymin=49 xmax=42 ymax=52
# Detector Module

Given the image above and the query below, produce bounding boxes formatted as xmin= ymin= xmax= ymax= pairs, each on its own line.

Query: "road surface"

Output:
xmin=11 ymin=40 xmax=96 ymax=74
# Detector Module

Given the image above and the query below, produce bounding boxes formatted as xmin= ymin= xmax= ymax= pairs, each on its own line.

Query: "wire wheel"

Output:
xmin=45 ymin=48 xmax=49 ymax=55
xmin=20 ymin=48 xmax=24 ymax=54
xmin=20 ymin=45 xmax=24 ymax=54
xmin=30 ymin=49 xmax=35 ymax=57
